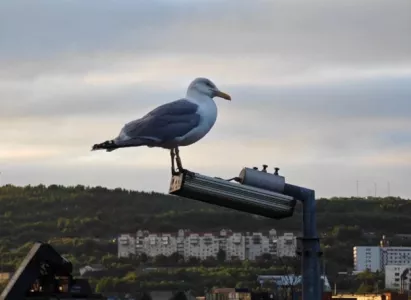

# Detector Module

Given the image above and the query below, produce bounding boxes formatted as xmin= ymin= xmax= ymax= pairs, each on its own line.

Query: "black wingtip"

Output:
xmin=91 ymin=140 xmax=117 ymax=152
xmin=91 ymin=143 xmax=105 ymax=151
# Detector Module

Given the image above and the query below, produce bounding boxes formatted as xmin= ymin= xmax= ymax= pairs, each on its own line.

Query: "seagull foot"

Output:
xmin=170 ymin=147 xmax=186 ymax=175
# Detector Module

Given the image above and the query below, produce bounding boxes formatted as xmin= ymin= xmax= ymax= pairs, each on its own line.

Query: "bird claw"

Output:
xmin=170 ymin=147 xmax=186 ymax=175
xmin=176 ymin=156 xmax=183 ymax=172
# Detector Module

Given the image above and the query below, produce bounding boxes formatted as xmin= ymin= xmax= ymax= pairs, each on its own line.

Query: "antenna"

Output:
xmin=374 ymin=182 xmax=377 ymax=197
xmin=356 ymin=180 xmax=359 ymax=197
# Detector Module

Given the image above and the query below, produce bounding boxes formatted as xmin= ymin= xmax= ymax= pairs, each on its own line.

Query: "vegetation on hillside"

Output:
xmin=0 ymin=184 xmax=409 ymax=294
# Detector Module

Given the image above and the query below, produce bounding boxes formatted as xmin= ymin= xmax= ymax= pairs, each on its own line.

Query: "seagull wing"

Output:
xmin=115 ymin=99 xmax=201 ymax=147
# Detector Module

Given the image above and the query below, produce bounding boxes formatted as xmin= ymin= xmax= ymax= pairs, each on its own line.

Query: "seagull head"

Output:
xmin=187 ymin=77 xmax=231 ymax=101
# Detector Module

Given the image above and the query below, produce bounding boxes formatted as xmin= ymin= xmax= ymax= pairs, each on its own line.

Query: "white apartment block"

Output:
xmin=385 ymin=265 xmax=411 ymax=291
xmin=277 ymin=233 xmax=297 ymax=257
xmin=245 ymin=232 xmax=272 ymax=260
xmin=143 ymin=233 xmax=179 ymax=257
xmin=353 ymin=246 xmax=411 ymax=272
xmin=353 ymin=246 xmax=382 ymax=272
xmin=185 ymin=232 xmax=221 ymax=259
xmin=118 ymin=229 xmax=297 ymax=261
xmin=118 ymin=234 xmax=136 ymax=258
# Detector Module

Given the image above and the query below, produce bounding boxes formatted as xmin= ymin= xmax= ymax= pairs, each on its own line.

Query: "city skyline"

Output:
xmin=1 ymin=0 xmax=410 ymax=198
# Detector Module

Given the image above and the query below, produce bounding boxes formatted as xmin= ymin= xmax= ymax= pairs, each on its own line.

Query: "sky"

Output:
xmin=1 ymin=0 xmax=410 ymax=198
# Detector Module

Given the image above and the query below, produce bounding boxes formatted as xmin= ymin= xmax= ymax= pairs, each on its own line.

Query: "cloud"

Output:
xmin=0 ymin=0 xmax=410 ymax=198
xmin=1 ymin=0 xmax=410 ymax=79
xmin=0 ymin=79 xmax=173 ymax=119
xmin=1 ymin=75 xmax=410 ymax=165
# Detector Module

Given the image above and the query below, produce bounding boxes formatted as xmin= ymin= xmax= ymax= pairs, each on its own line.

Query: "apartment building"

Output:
xmin=385 ymin=265 xmax=411 ymax=291
xmin=118 ymin=234 xmax=136 ymax=258
xmin=277 ymin=233 xmax=297 ymax=257
xmin=118 ymin=228 xmax=297 ymax=261
xmin=353 ymin=246 xmax=411 ymax=272
xmin=353 ymin=246 xmax=382 ymax=272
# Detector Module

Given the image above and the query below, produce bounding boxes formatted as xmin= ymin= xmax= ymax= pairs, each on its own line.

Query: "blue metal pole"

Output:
xmin=301 ymin=187 xmax=321 ymax=300
xmin=284 ymin=184 xmax=321 ymax=300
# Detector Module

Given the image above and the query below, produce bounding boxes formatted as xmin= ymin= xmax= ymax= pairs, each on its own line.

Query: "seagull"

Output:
xmin=91 ymin=77 xmax=231 ymax=174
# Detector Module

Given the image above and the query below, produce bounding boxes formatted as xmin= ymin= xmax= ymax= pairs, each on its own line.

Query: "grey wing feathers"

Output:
xmin=117 ymin=99 xmax=200 ymax=145
xmin=147 ymin=99 xmax=199 ymax=117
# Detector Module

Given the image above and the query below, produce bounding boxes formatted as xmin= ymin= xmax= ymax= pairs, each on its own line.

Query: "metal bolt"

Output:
xmin=274 ymin=167 xmax=280 ymax=175
xmin=253 ymin=167 xmax=258 ymax=170
xmin=262 ymin=165 xmax=268 ymax=172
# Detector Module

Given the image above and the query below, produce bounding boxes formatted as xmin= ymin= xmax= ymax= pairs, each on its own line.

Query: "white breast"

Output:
xmin=177 ymin=97 xmax=218 ymax=146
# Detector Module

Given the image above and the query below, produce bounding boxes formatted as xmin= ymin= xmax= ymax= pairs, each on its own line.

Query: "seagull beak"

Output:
xmin=214 ymin=90 xmax=231 ymax=101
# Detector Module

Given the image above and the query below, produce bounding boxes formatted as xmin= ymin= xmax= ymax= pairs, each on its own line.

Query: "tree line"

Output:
xmin=0 ymin=184 xmax=410 ymax=294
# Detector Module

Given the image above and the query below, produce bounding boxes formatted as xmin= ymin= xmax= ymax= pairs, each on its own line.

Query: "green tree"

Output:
xmin=357 ymin=283 xmax=374 ymax=294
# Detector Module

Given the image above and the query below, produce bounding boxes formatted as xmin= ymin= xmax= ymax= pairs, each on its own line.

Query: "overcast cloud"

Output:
xmin=1 ymin=0 xmax=410 ymax=198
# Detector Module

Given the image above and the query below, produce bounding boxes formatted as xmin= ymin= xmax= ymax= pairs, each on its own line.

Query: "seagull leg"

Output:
xmin=170 ymin=148 xmax=177 ymax=175
xmin=175 ymin=147 xmax=183 ymax=172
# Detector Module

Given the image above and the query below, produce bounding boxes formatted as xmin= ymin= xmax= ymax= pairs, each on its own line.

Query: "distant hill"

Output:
xmin=0 ymin=184 xmax=410 ymax=291
xmin=0 ymin=184 xmax=410 ymax=244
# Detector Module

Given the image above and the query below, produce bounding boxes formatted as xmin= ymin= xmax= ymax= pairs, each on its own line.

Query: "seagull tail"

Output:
xmin=91 ymin=140 xmax=118 ymax=152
